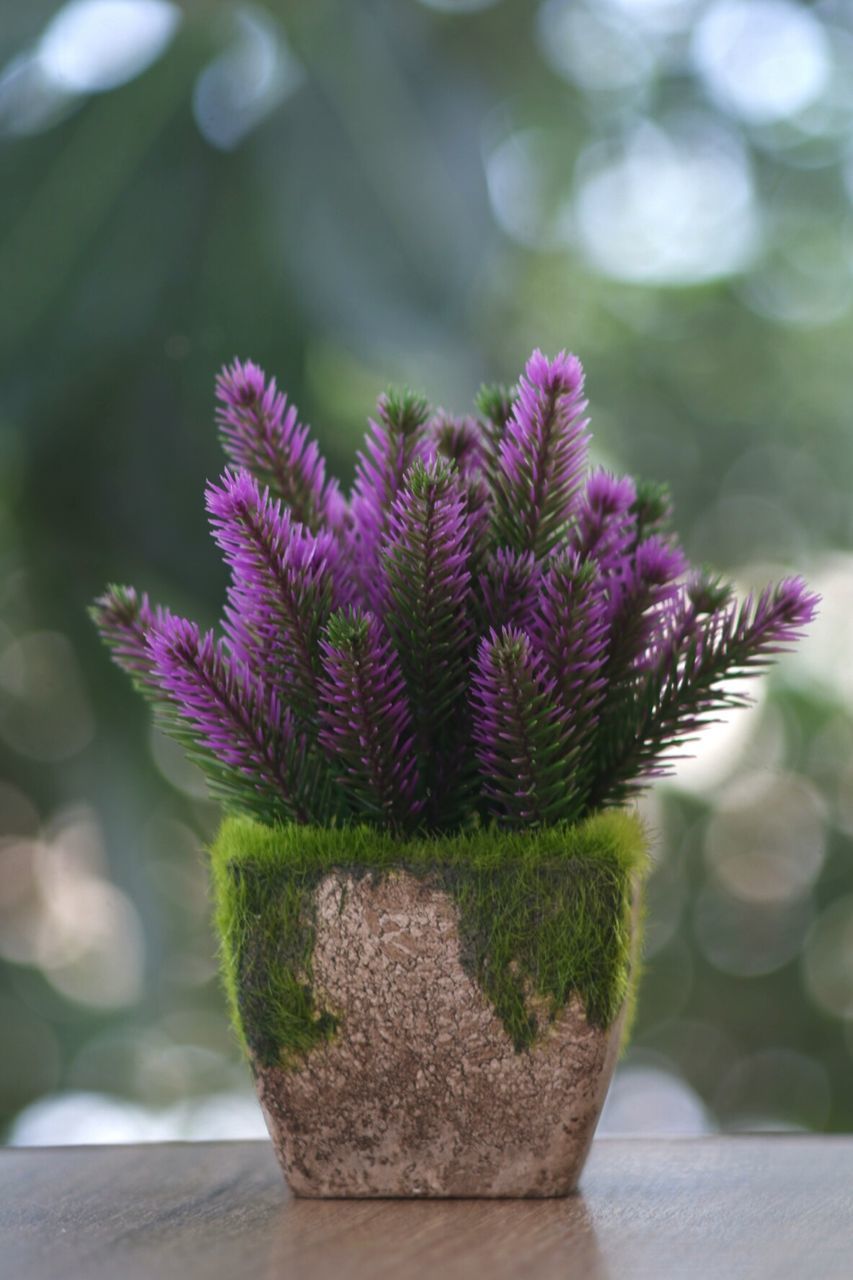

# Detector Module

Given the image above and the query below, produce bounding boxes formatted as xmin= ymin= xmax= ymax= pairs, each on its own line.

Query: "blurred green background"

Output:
xmin=1 ymin=0 xmax=852 ymax=1142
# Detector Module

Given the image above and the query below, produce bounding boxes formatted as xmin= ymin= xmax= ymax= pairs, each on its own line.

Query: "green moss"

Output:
xmin=209 ymin=810 xmax=648 ymax=1067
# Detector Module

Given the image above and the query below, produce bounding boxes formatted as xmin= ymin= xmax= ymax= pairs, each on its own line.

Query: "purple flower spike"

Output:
xmin=479 ymin=548 xmax=541 ymax=633
xmin=148 ymin=616 xmax=314 ymax=823
xmin=634 ymin=535 xmax=687 ymax=588
xmin=601 ymin=534 xmax=688 ymax=673
xmin=470 ymin=626 xmax=572 ymax=827
xmin=206 ymin=469 xmax=346 ymax=717
xmin=89 ymin=585 xmax=173 ymax=694
xmin=589 ymin=577 xmax=820 ymax=809
xmin=348 ymin=388 xmax=430 ymax=608
xmin=654 ymin=571 xmax=734 ymax=669
xmin=572 ymin=470 xmax=637 ymax=571
xmin=427 ymin=415 xmax=493 ymax=569
xmin=382 ymin=458 xmax=473 ymax=764
xmin=94 ymin=345 xmax=819 ymax=832
xmin=729 ymin=576 xmax=820 ymax=655
xmin=493 ymin=349 xmax=589 ymax=558
xmin=531 ymin=554 xmax=609 ymax=806
xmin=215 ymin=358 xmax=342 ymax=533
xmin=428 ymin=413 xmax=488 ymax=480
xmin=317 ymin=609 xmax=422 ymax=830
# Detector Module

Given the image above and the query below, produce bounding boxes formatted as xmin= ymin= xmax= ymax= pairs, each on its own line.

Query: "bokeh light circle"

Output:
xmin=692 ymin=0 xmax=831 ymax=126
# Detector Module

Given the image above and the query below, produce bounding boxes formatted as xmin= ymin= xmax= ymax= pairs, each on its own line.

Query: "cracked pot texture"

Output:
xmin=211 ymin=812 xmax=647 ymax=1198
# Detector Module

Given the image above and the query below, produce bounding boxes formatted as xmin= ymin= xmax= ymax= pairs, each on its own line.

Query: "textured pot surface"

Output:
xmin=254 ymin=869 xmax=628 ymax=1198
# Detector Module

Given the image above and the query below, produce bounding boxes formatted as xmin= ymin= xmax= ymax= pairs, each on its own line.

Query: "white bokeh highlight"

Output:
xmin=692 ymin=0 xmax=831 ymax=126
xmin=39 ymin=0 xmax=181 ymax=94
xmin=572 ymin=118 xmax=760 ymax=284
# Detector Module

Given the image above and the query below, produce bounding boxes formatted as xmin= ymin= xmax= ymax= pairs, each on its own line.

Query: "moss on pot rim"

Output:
xmin=210 ymin=809 xmax=648 ymax=1068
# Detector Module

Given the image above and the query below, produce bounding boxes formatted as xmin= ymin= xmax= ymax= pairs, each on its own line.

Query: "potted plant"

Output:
xmin=92 ymin=350 xmax=816 ymax=1197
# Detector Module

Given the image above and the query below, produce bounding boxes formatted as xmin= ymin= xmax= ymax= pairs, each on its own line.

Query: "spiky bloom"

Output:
xmin=589 ymin=577 xmax=820 ymax=808
xmin=654 ymin=571 xmax=734 ymax=671
xmin=382 ymin=458 xmax=473 ymax=772
xmin=90 ymin=585 xmax=172 ymax=694
xmin=531 ymin=554 xmax=609 ymax=811
xmin=428 ymin=413 xmax=487 ymax=480
xmin=348 ymin=388 xmax=430 ymax=607
xmin=470 ymin=627 xmax=573 ymax=827
xmin=148 ymin=617 xmax=317 ymax=824
xmin=572 ymin=471 xmax=637 ymax=571
xmin=492 ymin=350 xmax=589 ymax=558
xmin=206 ymin=469 xmax=342 ymax=717
xmin=603 ymin=535 xmax=688 ymax=671
xmin=462 ymin=473 xmax=492 ymax=576
xmin=427 ymin=415 xmax=492 ymax=572
xmin=215 ymin=359 xmax=341 ymax=533
xmin=94 ymin=347 xmax=818 ymax=835
xmin=317 ymin=609 xmax=422 ymax=829
xmin=479 ymin=548 xmax=541 ymax=633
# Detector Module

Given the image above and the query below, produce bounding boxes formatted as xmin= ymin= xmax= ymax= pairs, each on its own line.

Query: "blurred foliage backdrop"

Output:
xmin=2 ymin=0 xmax=853 ymax=1141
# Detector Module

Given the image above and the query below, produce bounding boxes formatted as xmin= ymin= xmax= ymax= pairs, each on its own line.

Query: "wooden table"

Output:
xmin=2 ymin=1137 xmax=852 ymax=1279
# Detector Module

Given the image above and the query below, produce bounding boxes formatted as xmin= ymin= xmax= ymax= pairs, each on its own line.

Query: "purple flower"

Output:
xmin=634 ymin=536 xmax=687 ymax=588
xmin=588 ymin=577 xmax=820 ymax=808
xmin=727 ymin=576 xmax=820 ymax=655
xmin=601 ymin=534 xmax=688 ymax=675
xmin=571 ymin=470 xmax=637 ymax=571
xmin=531 ymin=554 xmax=609 ymax=806
xmin=470 ymin=626 xmax=572 ymax=827
xmin=94 ymin=348 xmax=819 ymax=833
xmin=479 ymin=548 xmax=541 ymax=633
xmin=206 ymin=468 xmax=344 ymax=714
xmin=89 ymin=585 xmax=173 ymax=693
xmin=148 ymin=616 xmax=316 ymax=823
xmin=426 ymin=414 xmax=493 ymax=566
xmin=381 ymin=458 xmax=473 ymax=771
xmin=215 ymin=359 xmax=342 ymax=534
xmin=493 ymin=349 xmax=589 ymax=558
xmin=348 ymin=389 xmax=430 ymax=608
xmin=428 ymin=413 xmax=488 ymax=479
xmin=317 ymin=609 xmax=422 ymax=829
xmin=653 ymin=571 xmax=734 ymax=672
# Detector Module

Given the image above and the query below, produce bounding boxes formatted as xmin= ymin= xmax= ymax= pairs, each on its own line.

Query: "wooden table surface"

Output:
xmin=2 ymin=1137 xmax=852 ymax=1280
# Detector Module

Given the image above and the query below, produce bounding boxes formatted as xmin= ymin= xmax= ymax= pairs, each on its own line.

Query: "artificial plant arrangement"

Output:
xmin=93 ymin=350 xmax=816 ymax=1197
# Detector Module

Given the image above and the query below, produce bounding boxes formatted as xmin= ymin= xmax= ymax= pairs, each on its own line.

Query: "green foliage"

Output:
xmin=475 ymin=381 xmax=515 ymax=477
xmin=380 ymin=386 xmax=430 ymax=438
xmin=688 ymin=570 xmax=733 ymax=615
xmin=324 ymin=606 xmax=368 ymax=651
xmin=533 ymin=556 xmax=605 ymax=816
xmin=317 ymin=606 xmax=421 ymax=829
xmin=352 ymin=385 xmax=431 ymax=552
xmin=210 ymin=824 xmax=337 ymax=1064
xmin=476 ymin=629 xmax=575 ymax=827
xmin=587 ymin=584 xmax=806 ymax=809
xmin=382 ymin=456 xmax=473 ymax=806
xmin=631 ymin=479 xmax=673 ymax=544
xmin=475 ymin=383 xmax=515 ymax=431
xmin=210 ymin=809 xmax=648 ymax=1064
xmin=163 ymin=710 xmax=311 ymax=829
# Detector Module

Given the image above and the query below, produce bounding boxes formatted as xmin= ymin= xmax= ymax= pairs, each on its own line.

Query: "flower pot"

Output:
xmin=212 ymin=811 xmax=647 ymax=1198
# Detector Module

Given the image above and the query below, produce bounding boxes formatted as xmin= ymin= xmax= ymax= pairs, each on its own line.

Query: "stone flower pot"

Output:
xmin=211 ymin=810 xmax=647 ymax=1198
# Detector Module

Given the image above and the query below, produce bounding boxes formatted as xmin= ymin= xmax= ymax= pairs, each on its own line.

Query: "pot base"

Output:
xmin=254 ymin=870 xmax=625 ymax=1198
